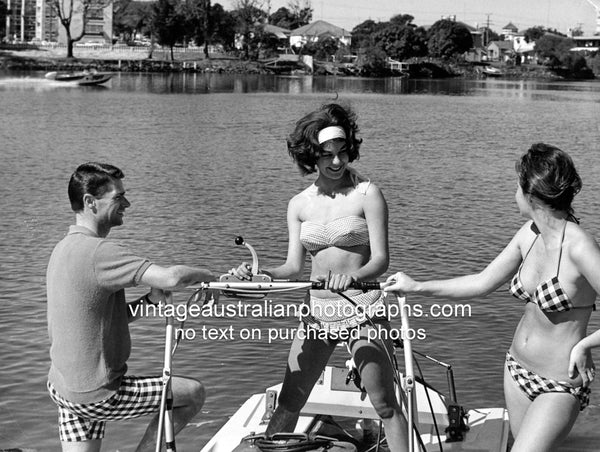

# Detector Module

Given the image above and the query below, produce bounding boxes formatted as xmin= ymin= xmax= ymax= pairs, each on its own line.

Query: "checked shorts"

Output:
xmin=506 ymin=351 xmax=590 ymax=410
xmin=47 ymin=376 xmax=163 ymax=442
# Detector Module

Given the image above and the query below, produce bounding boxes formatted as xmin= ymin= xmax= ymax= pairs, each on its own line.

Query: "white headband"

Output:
xmin=317 ymin=126 xmax=346 ymax=144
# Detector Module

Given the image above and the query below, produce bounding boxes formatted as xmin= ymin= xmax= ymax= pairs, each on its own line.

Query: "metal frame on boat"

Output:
xmin=194 ymin=289 xmax=509 ymax=452
xmin=154 ymin=238 xmax=509 ymax=452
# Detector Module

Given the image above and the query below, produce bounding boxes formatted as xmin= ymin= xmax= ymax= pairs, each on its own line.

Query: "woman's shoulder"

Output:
xmin=566 ymin=221 xmax=599 ymax=255
xmin=512 ymin=220 xmax=537 ymax=248
xmin=360 ymin=181 xmax=385 ymax=201
xmin=288 ymin=185 xmax=315 ymax=209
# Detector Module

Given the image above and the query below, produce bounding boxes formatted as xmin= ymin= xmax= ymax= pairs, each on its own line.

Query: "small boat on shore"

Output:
xmin=44 ymin=70 xmax=112 ymax=86
xmin=480 ymin=66 xmax=504 ymax=77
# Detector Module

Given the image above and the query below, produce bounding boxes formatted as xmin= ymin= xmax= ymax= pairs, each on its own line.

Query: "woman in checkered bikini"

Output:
xmin=383 ymin=143 xmax=600 ymax=451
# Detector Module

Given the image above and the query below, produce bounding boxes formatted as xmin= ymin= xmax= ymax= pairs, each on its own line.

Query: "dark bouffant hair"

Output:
xmin=516 ymin=143 xmax=582 ymax=221
xmin=68 ymin=162 xmax=124 ymax=212
xmin=287 ymin=103 xmax=362 ymax=175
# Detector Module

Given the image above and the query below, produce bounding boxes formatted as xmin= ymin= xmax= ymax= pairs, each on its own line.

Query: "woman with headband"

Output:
xmin=232 ymin=103 xmax=408 ymax=451
xmin=384 ymin=143 xmax=598 ymax=452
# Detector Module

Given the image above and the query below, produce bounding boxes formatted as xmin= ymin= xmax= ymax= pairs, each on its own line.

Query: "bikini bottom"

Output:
xmin=506 ymin=351 xmax=590 ymax=411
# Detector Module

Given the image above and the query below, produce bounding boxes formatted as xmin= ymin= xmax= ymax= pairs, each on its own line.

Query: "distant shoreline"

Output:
xmin=0 ymin=47 xmax=265 ymax=74
xmin=0 ymin=46 xmax=591 ymax=80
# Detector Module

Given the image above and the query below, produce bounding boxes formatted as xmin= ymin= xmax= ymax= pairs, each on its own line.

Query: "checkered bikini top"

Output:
xmin=510 ymin=224 xmax=595 ymax=313
xmin=300 ymin=215 xmax=369 ymax=252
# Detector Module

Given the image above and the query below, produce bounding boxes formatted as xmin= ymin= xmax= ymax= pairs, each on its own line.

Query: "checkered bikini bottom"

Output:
xmin=506 ymin=351 xmax=590 ymax=411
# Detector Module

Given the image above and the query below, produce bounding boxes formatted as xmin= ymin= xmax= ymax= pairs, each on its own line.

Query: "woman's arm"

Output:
xmin=384 ymin=223 xmax=530 ymax=299
xmin=353 ymin=183 xmax=389 ymax=281
xmin=262 ymin=197 xmax=307 ymax=279
xmin=567 ymin=230 xmax=600 ymax=385
xmin=326 ymin=184 xmax=389 ymax=291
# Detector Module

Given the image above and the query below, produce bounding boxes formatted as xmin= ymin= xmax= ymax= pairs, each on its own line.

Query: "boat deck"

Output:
xmin=200 ymin=366 xmax=510 ymax=452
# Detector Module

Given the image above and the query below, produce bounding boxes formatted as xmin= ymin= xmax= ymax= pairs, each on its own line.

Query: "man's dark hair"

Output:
xmin=68 ymin=162 xmax=124 ymax=212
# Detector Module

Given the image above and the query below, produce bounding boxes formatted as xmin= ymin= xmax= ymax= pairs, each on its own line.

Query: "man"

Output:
xmin=46 ymin=162 xmax=215 ymax=452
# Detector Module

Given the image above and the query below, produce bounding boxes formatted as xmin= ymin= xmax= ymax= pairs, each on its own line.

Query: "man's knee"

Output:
xmin=174 ymin=377 xmax=205 ymax=412
xmin=188 ymin=378 xmax=205 ymax=412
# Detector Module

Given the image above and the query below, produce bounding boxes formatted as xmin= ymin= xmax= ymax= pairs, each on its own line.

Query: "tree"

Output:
xmin=232 ymin=0 xmax=267 ymax=59
xmin=427 ymin=19 xmax=473 ymax=59
xmin=479 ymin=26 xmax=499 ymax=46
xmin=208 ymin=3 xmax=236 ymax=49
xmin=389 ymin=14 xmax=415 ymax=27
xmin=302 ymin=36 xmax=338 ymax=60
xmin=372 ymin=15 xmax=427 ymax=61
xmin=534 ymin=33 xmax=592 ymax=78
xmin=535 ymin=34 xmax=576 ymax=66
xmin=47 ymin=0 xmax=113 ymax=58
xmin=152 ymin=0 xmax=186 ymax=60
xmin=350 ymin=19 xmax=387 ymax=50
xmin=0 ymin=0 xmax=7 ymax=38
xmin=287 ymin=0 xmax=311 ymax=27
xmin=182 ymin=0 xmax=211 ymax=57
xmin=269 ymin=7 xmax=294 ymax=28
xmin=357 ymin=45 xmax=388 ymax=76
xmin=113 ymin=0 xmax=153 ymax=42
xmin=269 ymin=5 xmax=309 ymax=29
xmin=523 ymin=26 xmax=547 ymax=43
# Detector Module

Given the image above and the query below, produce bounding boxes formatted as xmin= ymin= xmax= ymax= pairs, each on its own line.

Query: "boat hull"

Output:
xmin=45 ymin=71 xmax=112 ymax=86
xmin=200 ymin=366 xmax=509 ymax=452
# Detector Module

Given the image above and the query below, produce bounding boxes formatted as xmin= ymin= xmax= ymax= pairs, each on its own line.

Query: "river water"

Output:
xmin=1 ymin=72 xmax=600 ymax=451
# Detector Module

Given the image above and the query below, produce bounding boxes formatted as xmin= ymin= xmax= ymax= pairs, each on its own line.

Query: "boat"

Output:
xmin=44 ymin=70 xmax=112 ymax=86
xmin=480 ymin=66 xmax=504 ymax=77
xmin=161 ymin=239 xmax=509 ymax=452
xmin=200 ymin=359 xmax=509 ymax=452
xmin=194 ymin=283 xmax=508 ymax=452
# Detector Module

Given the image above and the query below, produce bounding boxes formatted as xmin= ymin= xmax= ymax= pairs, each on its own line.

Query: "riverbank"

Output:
xmin=0 ymin=45 xmax=593 ymax=80
xmin=0 ymin=46 xmax=263 ymax=73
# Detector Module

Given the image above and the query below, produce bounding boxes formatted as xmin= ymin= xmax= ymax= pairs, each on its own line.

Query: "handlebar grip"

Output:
xmin=309 ymin=281 xmax=382 ymax=291
xmin=351 ymin=281 xmax=382 ymax=291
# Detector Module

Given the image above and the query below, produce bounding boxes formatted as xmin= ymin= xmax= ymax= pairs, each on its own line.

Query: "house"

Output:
xmin=571 ymin=35 xmax=600 ymax=53
xmin=455 ymin=21 xmax=484 ymax=48
xmin=501 ymin=22 xmax=519 ymax=39
xmin=5 ymin=0 xmax=111 ymax=44
xmin=512 ymin=35 xmax=536 ymax=63
xmin=487 ymin=40 xmax=514 ymax=61
xmin=386 ymin=58 xmax=412 ymax=74
xmin=289 ymin=20 xmax=351 ymax=49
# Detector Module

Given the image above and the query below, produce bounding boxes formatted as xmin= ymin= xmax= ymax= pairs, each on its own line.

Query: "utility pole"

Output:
xmin=484 ymin=13 xmax=491 ymax=47
xmin=20 ymin=0 xmax=24 ymax=41
xmin=5 ymin=0 xmax=10 ymax=41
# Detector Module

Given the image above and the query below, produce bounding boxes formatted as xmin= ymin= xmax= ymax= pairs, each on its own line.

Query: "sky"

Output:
xmin=223 ymin=0 xmax=600 ymax=36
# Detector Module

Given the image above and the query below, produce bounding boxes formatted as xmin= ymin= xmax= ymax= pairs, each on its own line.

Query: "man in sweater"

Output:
xmin=47 ymin=162 xmax=215 ymax=451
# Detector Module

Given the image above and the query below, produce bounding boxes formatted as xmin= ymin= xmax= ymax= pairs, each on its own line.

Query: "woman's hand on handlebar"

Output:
xmin=382 ymin=272 xmax=417 ymax=295
xmin=229 ymin=262 xmax=253 ymax=281
xmin=318 ymin=273 xmax=357 ymax=292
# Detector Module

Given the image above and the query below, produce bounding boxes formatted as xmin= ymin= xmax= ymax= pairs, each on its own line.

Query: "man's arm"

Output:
xmin=140 ymin=264 xmax=216 ymax=289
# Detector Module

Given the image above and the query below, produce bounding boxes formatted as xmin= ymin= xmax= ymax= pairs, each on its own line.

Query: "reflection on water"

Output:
xmin=3 ymin=71 xmax=600 ymax=98
xmin=1 ymin=73 xmax=599 ymax=451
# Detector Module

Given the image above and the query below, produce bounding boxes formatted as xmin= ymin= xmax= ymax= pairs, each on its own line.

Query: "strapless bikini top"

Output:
xmin=299 ymin=215 xmax=369 ymax=252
